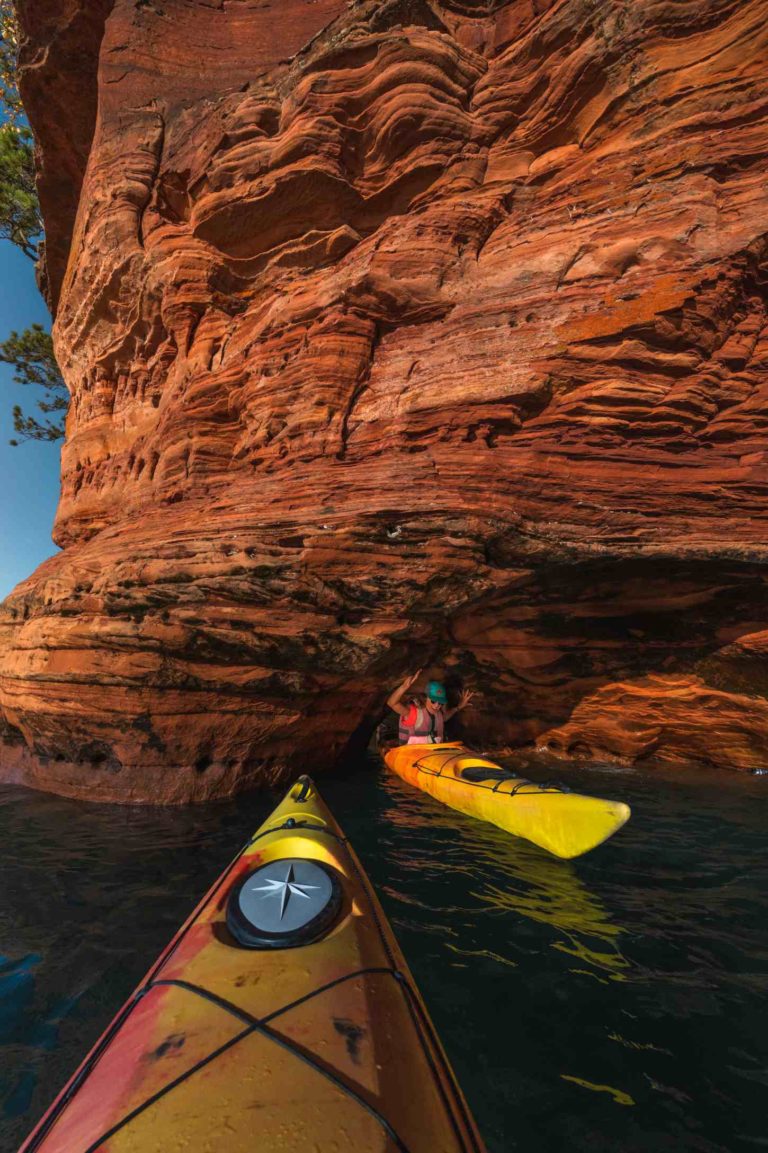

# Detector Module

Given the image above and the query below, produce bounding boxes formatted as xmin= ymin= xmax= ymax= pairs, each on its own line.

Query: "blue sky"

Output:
xmin=0 ymin=237 xmax=62 ymax=600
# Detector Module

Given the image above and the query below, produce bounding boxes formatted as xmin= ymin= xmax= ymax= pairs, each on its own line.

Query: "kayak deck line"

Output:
xmin=385 ymin=744 xmax=631 ymax=859
xmin=247 ymin=816 xmax=348 ymax=845
xmin=410 ymin=747 xmax=567 ymax=794
xmin=20 ymin=775 xmax=485 ymax=1153
xmin=80 ymin=971 xmax=419 ymax=1153
xmin=46 ymin=966 xmax=425 ymax=1153
xmin=151 ymin=967 xmax=398 ymax=1028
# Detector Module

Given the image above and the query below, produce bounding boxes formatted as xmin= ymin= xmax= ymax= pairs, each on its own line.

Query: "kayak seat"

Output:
xmin=460 ymin=766 xmax=517 ymax=784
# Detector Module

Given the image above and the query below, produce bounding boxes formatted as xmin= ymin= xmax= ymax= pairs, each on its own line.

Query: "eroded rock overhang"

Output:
xmin=2 ymin=0 xmax=768 ymax=801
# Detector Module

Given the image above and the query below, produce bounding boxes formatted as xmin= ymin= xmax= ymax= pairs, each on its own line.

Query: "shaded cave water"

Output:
xmin=0 ymin=754 xmax=765 ymax=1152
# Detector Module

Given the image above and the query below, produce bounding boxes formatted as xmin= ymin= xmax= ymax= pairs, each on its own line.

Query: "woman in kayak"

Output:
xmin=387 ymin=669 xmax=474 ymax=745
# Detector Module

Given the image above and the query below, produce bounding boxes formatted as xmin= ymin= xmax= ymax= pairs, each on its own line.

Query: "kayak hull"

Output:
xmin=385 ymin=743 xmax=630 ymax=859
xmin=20 ymin=777 xmax=484 ymax=1153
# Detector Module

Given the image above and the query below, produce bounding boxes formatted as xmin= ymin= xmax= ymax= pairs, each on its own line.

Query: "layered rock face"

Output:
xmin=2 ymin=0 xmax=768 ymax=801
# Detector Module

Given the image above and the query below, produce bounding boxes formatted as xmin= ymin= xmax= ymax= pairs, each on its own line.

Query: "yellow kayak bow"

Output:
xmin=20 ymin=777 xmax=485 ymax=1153
xmin=385 ymin=743 xmax=631 ymax=859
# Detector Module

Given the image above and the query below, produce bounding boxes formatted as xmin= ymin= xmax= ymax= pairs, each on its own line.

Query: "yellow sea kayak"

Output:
xmin=385 ymin=743 xmax=630 ymax=859
xmin=20 ymin=777 xmax=485 ymax=1153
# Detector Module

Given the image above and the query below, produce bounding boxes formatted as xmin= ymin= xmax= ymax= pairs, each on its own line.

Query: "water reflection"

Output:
xmin=0 ymin=782 xmax=270 ymax=1151
xmin=0 ymin=760 xmax=766 ymax=1153
xmin=379 ymin=773 xmax=629 ymax=982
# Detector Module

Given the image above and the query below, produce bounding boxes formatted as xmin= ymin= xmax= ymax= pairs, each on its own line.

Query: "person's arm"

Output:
xmin=444 ymin=688 xmax=475 ymax=722
xmin=387 ymin=669 xmax=422 ymax=716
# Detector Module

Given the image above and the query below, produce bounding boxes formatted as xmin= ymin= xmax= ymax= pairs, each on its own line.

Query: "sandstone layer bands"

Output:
xmin=2 ymin=0 xmax=768 ymax=800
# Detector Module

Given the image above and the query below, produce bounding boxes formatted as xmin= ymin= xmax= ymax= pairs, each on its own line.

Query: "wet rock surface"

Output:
xmin=2 ymin=0 xmax=768 ymax=800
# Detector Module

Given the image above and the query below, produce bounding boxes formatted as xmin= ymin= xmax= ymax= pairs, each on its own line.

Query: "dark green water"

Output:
xmin=0 ymin=756 xmax=766 ymax=1152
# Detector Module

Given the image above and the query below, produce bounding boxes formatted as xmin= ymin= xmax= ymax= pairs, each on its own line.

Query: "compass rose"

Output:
xmin=249 ymin=862 xmax=320 ymax=921
xmin=228 ymin=857 xmax=341 ymax=947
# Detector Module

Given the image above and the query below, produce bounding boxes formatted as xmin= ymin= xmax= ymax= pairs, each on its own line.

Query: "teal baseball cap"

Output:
xmin=426 ymin=680 xmax=447 ymax=704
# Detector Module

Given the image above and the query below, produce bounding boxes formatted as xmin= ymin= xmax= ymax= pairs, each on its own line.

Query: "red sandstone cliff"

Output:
xmin=1 ymin=0 xmax=767 ymax=801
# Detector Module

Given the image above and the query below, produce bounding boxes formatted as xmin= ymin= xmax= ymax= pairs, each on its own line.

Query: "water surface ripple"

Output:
xmin=0 ymin=756 xmax=765 ymax=1151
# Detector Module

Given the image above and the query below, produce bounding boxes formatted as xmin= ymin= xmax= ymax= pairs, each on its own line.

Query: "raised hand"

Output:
xmin=402 ymin=668 xmax=422 ymax=690
xmin=458 ymin=689 xmax=475 ymax=710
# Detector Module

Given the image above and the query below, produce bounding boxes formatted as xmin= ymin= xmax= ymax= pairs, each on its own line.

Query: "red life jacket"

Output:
xmin=398 ymin=704 xmax=444 ymax=745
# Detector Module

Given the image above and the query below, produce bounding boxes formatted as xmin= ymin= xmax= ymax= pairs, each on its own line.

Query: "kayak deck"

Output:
xmin=385 ymin=743 xmax=631 ymax=858
xmin=21 ymin=777 xmax=484 ymax=1153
